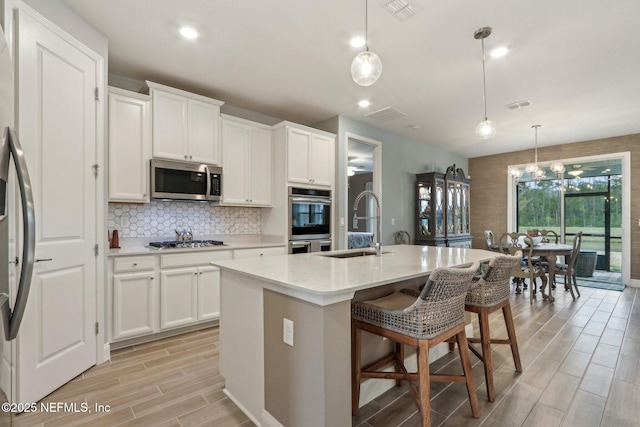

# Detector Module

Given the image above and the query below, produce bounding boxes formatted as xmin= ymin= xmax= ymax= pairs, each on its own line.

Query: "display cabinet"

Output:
xmin=415 ymin=165 xmax=472 ymax=248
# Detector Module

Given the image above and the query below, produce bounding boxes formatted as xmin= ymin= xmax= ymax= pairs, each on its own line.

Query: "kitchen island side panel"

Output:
xmin=263 ymin=289 xmax=351 ymax=427
xmin=219 ymin=270 xmax=265 ymax=425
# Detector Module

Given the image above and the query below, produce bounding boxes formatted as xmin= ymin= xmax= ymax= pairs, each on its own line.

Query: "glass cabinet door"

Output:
xmin=417 ymin=182 xmax=432 ymax=237
xmin=435 ymin=179 xmax=445 ymax=236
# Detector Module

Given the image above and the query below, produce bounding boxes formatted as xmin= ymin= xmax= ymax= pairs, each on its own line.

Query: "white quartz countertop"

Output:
xmin=108 ymin=234 xmax=285 ymax=257
xmin=212 ymin=245 xmax=496 ymax=305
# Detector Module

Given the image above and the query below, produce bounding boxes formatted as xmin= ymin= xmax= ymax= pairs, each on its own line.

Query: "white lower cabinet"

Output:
xmin=111 ymin=256 xmax=158 ymax=341
xmin=110 ymin=246 xmax=283 ymax=343
xmin=160 ymin=267 xmax=199 ymax=330
xmin=159 ymin=265 xmax=221 ymax=329
xmin=112 ymin=272 xmax=157 ymax=340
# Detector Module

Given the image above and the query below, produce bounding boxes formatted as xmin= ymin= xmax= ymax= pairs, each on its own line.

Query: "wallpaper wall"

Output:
xmin=108 ymin=201 xmax=262 ymax=238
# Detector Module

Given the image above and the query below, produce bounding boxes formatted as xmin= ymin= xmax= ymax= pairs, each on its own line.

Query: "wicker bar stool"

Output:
xmin=465 ymin=253 xmax=524 ymax=402
xmin=351 ymin=263 xmax=481 ymax=427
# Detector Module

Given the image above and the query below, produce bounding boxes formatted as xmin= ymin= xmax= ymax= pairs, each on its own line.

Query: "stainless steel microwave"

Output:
xmin=150 ymin=159 xmax=222 ymax=201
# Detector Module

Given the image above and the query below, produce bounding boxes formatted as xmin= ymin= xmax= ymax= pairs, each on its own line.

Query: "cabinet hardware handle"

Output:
xmin=133 ymin=262 xmax=138 ymax=266
xmin=35 ymin=258 xmax=53 ymax=262
xmin=150 ymin=277 xmax=154 ymax=280
xmin=184 ymin=155 xmax=188 ymax=159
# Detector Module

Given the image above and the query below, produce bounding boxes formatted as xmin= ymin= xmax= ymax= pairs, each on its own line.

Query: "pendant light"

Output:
xmin=525 ymin=125 xmax=545 ymax=181
xmin=351 ymin=0 xmax=382 ymax=86
xmin=474 ymin=27 xmax=497 ymax=139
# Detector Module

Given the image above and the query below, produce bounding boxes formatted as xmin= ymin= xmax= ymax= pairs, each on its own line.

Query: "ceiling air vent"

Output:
xmin=365 ymin=106 xmax=408 ymax=122
xmin=505 ymin=99 xmax=533 ymax=110
xmin=381 ymin=0 xmax=422 ymax=22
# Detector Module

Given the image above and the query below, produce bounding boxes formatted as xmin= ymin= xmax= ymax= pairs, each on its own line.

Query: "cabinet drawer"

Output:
xmin=113 ymin=256 xmax=156 ymax=273
xmin=233 ymin=247 xmax=285 ymax=259
xmin=161 ymin=250 xmax=232 ymax=269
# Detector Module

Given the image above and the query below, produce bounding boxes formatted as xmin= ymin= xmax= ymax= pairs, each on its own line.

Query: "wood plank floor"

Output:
xmin=13 ymin=328 xmax=252 ymax=427
xmin=12 ymin=285 xmax=639 ymax=426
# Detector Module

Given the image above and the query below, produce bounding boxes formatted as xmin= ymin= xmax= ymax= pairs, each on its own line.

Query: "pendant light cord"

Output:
xmin=481 ymin=37 xmax=488 ymax=121
xmin=364 ymin=0 xmax=369 ymax=52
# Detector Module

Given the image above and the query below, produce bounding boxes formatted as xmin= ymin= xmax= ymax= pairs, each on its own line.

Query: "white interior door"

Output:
xmin=15 ymin=9 xmax=97 ymax=404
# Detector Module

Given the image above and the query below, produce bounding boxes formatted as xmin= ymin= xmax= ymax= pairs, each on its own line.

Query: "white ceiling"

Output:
xmin=61 ymin=0 xmax=640 ymax=158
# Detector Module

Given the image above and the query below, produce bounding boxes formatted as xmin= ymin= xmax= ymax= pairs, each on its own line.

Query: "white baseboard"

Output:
xmin=102 ymin=343 xmax=111 ymax=364
xmin=629 ymin=278 xmax=640 ymax=288
xmin=223 ymin=388 xmax=263 ymax=427
xmin=261 ymin=409 xmax=285 ymax=427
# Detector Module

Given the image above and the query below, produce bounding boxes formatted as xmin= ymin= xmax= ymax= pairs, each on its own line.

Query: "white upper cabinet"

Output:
xmin=221 ymin=116 xmax=272 ymax=206
xmin=108 ymin=87 xmax=151 ymax=203
xmin=285 ymin=126 xmax=334 ymax=187
xmin=146 ymin=81 xmax=224 ymax=165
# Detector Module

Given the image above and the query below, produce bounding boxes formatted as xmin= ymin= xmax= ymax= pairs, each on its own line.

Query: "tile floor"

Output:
xmin=10 ymin=284 xmax=639 ymax=427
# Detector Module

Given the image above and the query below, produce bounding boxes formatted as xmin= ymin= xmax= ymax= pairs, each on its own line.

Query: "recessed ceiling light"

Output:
xmin=180 ymin=27 xmax=198 ymax=40
xmin=358 ymin=99 xmax=371 ymax=108
xmin=350 ymin=37 xmax=365 ymax=48
xmin=490 ymin=46 xmax=509 ymax=58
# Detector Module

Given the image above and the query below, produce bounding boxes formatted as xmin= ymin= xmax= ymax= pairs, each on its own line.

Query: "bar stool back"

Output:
xmin=351 ymin=262 xmax=480 ymax=426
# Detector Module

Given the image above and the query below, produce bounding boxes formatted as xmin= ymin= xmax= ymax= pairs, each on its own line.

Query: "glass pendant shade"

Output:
xmin=475 ymin=119 xmax=497 ymax=139
xmin=351 ymin=50 xmax=382 ymax=86
xmin=550 ymin=161 xmax=565 ymax=175
xmin=525 ymin=163 xmax=538 ymax=174
xmin=509 ymin=167 xmax=523 ymax=180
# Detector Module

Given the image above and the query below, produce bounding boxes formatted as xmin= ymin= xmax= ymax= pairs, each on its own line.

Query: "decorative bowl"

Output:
xmin=527 ymin=236 xmax=543 ymax=246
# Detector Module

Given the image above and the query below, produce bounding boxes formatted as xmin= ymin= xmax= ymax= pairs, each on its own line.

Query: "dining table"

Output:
xmin=492 ymin=241 xmax=573 ymax=303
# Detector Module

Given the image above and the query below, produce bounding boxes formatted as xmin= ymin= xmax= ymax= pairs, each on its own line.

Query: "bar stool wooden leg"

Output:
xmin=503 ymin=304 xmax=522 ymax=372
xmin=478 ymin=308 xmax=495 ymax=402
xmin=457 ymin=328 xmax=480 ymax=418
xmin=351 ymin=321 xmax=361 ymax=415
xmin=394 ymin=342 xmax=404 ymax=386
xmin=417 ymin=340 xmax=432 ymax=427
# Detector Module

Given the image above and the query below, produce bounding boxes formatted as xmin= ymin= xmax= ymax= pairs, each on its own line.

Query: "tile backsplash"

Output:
xmin=108 ymin=201 xmax=262 ymax=238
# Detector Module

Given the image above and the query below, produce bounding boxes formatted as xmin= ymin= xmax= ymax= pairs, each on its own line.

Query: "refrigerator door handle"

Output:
xmin=2 ymin=128 xmax=36 ymax=341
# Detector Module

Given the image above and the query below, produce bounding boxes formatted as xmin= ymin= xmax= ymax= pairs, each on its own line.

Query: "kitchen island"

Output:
xmin=213 ymin=245 xmax=495 ymax=427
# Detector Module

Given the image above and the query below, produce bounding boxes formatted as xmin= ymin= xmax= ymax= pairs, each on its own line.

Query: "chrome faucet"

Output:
xmin=353 ymin=190 xmax=382 ymax=256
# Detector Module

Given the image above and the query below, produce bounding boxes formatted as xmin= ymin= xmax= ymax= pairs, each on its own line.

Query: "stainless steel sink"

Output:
xmin=321 ymin=250 xmax=388 ymax=258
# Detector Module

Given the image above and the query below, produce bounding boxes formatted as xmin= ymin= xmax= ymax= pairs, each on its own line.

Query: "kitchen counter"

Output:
xmin=107 ymin=234 xmax=284 ymax=257
xmin=213 ymin=244 xmax=494 ymax=306
xmin=215 ymin=245 xmax=495 ymax=427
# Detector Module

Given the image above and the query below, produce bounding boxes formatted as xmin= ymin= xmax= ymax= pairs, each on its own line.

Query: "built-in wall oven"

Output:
xmin=288 ymin=187 xmax=332 ymax=253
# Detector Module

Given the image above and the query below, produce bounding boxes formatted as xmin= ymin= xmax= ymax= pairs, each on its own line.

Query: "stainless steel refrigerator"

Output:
xmin=0 ymin=25 xmax=36 ymax=426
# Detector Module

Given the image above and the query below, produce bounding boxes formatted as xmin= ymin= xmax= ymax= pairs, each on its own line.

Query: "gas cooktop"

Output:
xmin=147 ymin=240 xmax=225 ymax=250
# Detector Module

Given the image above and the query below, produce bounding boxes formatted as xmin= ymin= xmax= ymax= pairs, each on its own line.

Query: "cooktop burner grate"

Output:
xmin=148 ymin=240 xmax=225 ymax=249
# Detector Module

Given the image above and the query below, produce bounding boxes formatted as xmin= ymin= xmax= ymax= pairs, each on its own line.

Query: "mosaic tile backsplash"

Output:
xmin=108 ymin=201 xmax=262 ymax=238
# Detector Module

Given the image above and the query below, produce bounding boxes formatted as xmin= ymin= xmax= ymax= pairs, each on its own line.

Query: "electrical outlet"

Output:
xmin=391 ymin=218 xmax=395 ymax=226
xmin=340 ymin=217 xmax=345 ymax=226
xmin=283 ymin=318 xmax=294 ymax=347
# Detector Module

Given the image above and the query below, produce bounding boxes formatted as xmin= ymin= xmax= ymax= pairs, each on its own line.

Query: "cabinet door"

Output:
xmin=108 ymin=90 xmax=151 ymax=202
xmin=309 ymin=134 xmax=333 ymax=187
xmin=248 ymin=127 xmax=272 ymax=205
xmin=221 ymin=120 xmax=250 ymax=205
xmin=152 ymin=90 xmax=188 ymax=160
xmin=112 ymin=272 xmax=157 ymax=340
xmin=188 ymin=99 xmax=221 ymax=164
xmin=197 ymin=266 xmax=220 ymax=321
xmin=287 ymin=128 xmax=311 ymax=184
xmin=160 ymin=268 xmax=198 ymax=330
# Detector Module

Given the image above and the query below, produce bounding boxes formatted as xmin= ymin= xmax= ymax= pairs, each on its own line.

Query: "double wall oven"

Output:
xmin=288 ymin=187 xmax=332 ymax=253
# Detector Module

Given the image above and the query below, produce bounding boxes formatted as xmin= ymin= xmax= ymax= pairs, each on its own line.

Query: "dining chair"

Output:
xmin=464 ymin=253 xmax=523 ymax=402
xmin=484 ymin=230 xmax=499 ymax=252
xmin=394 ymin=230 xmax=411 ymax=244
xmin=499 ymin=232 xmax=547 ymax=303
xmin=351 ymin=263 xmax=481 ymax=426
xmin=540 ymin=229 xmax=559 ymax=243
xmin=552 ymin=232 xmax=582 ymax=299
